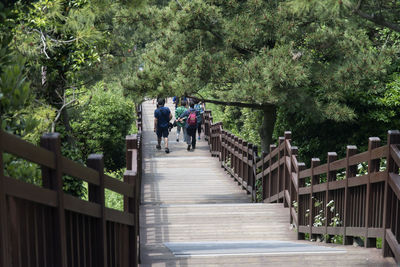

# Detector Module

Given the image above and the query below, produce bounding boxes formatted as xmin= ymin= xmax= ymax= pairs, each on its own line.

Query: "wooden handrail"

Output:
xmin=0 ymin=104 xmax=143 ymax=267
xmin=202 ymin=108 xmax=400 ymax=263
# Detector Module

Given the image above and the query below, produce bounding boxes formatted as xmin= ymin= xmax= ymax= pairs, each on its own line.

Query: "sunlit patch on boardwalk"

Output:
xmin=164 ymin=241 xmax=346 ymax=257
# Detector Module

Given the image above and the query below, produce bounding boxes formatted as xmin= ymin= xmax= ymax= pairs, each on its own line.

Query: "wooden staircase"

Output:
xmin=139 ymin=100 xmax=396 ymax=266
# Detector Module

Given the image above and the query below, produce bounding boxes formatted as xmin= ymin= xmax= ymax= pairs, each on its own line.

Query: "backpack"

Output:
xmin=187 ymin=111 xmax=197 ymax=127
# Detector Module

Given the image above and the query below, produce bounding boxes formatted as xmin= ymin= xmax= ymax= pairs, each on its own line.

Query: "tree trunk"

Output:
xmin=259 ymin=105 xmax=277 ymax=153
xmin=61 ymin=108 xmax=75 ymax=145
xmin=41 ymin=66 xmax=47 ymax=86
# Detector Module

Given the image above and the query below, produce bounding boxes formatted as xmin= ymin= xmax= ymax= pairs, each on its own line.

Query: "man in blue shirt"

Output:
xmin=154 ymin=98 xmax=172 ymax=153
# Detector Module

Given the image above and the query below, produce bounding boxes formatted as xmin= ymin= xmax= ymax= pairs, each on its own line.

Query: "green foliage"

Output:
xmin=125 ymin=0 xmax=397 ymax=153
xmin=206 ymin=103 xmax=262 ymax=148
xmin=70 ymin=82 xmax=135 ymax=171
xmin=63 ymin=175 xmax=87 ymax=198
xmin=104 ymin=168 xmax=125 ymax=211
xmin=288 ymin=0 xmax=400 ymax=33
xmin=21 ymin=104 xmax=56 ymax=144
xmin=1 ymin=0 xmax=142 ymax=198
xmin=3 ymin=153 xmax=42 ymax=185
xmin=0 ymin=50 xmax=32 ymax=132
xmin=381 ymin=74 xmax=400 ymax=109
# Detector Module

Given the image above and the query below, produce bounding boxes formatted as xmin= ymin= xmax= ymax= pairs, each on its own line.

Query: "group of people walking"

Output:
xmin=154 ymin=98 xmax=204 ymax=153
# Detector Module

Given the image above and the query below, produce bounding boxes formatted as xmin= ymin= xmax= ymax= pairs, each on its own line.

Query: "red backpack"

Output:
xmin=187 ymin=111 xmax=197 ymax=127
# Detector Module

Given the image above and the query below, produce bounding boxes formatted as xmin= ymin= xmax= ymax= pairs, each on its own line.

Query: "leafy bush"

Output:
xmin=3 ymin=153 xmax=42 ymax=185
xmin=70 ymin=82 xmax=135 ymax=171
xmin=105 ymin=168 xmax=126 ymax=211
xmin=205 ymin=103 xmax=262 ymax=149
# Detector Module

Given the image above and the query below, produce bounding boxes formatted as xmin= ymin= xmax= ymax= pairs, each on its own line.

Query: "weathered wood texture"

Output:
xmin=140 ymin=100 xmax=396 ymax=266
xmin=0 ymin=125 xmax=141 ymax=266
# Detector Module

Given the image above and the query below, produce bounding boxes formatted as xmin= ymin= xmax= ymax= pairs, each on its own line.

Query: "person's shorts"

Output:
xmin=156 ymin=127 xmax=169 ymax=138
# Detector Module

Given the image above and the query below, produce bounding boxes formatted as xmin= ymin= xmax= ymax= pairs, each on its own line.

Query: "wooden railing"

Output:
xmin=0 ymin=106 xmax=143 ymax=266
xmin=125 ymin=104 xmax=143 ymax=265
xmin=203 ymin=110 xmax=400 ymax=263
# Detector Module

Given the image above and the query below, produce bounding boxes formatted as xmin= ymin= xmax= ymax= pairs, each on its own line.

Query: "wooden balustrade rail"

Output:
xmin=203 ymin=110 xmax=400 ymax=263
xmin=0 ymin=104 xmax=143 ymax=267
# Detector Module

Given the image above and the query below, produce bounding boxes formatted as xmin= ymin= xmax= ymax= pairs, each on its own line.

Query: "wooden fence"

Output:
xmin=0 ymin=105 xmax=143 ymax=267
xmin=203 ymin=110 xmax=400 ymax=263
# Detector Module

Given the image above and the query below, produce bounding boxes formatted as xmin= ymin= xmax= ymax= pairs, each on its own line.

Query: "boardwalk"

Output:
xmin=139 ymin=100 xmax=396 ymax=266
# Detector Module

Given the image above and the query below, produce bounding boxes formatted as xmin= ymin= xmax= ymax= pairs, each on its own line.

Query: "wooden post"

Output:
xmin=40 ymin=133 xmax=68 ymax=267
xmin=208 ymin=115 xmax=213 ymax=146
xmin=252 ymin=145 xmax=259 ymax=201
xmin=220 ymin=130 xmax=225 ymax=166
xmin=289 ymin=146 xmax=298 ymax=224
xmin=87 ymin=154 xmax=107 ymax=267
xmin=210 ymin=124 xmax=214 ymax=153
xmin=228 ymin=134 xmax=233 ymax=173
xmin=234 ymin=137 xmax=239 ymax=179
xmin=243 ymin=141 xmax=249 ymax=186
xmin=136 ymin=104 xmax=143 ymax=132
xmin=218 ymin=124 xmax=223 ymax=159
xmin=0 ymin=131 xmax=10 ymax=267
xmin=247 ymin=143 xmax=253 ymax=193
xmin=126 ymin=135 xmax=138 ymax=171
xmin=239 ymin=139 xmax=244 ymax=189
xmin=137 ymin=133 xmax=142 ymax=202
xmin=383 ymin=130 xmax=400 ymax=257
xmin=344 ymin=145 xmax=357 ymax=245
xmin=276 ymin=136 xmax=285 ymax=203
xmin=365 ymin=138 xmax=380 ymax=248
xmin=283 ymin=132 xmax=292 ymax=207
xmin=269 ymin=144 xmax=276 ymax=202
xmin=310 ymin=158 xmax=320 ymax=240
xmin=124 ymin=170 xmax=138 ymax=267
xmin=325 ymin=152 xmax=337 ymax=243
xmin=297 ymin=162 xmax=306 ymax=240
xmin=262 ymin=151 xmax=268 ymax=202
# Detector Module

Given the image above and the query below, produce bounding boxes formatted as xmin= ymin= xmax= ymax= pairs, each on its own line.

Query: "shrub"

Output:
xmin=70 ymin=82 xmax=135 ymax=171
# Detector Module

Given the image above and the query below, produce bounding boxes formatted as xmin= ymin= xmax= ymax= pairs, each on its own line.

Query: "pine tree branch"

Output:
xmin=188 ymin=95 xmax=275 ymax=110
xmin=47 ymin=36 xmax=77 ymax=44
xmin=174 ymin=0 xmax=256 ymax=55
xmin=31 ymin=29 xmax=50 ymax=59
xmin=352 ymin=2 xmax=400 ymax=32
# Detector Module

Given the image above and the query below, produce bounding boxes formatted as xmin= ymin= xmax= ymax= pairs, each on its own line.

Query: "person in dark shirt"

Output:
xmin=154 ymin=98 xmax=172 ymax=153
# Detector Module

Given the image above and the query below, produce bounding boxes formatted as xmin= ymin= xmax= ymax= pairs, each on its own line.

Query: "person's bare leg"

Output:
xmin=164 ymin=137 xmax=168 ymax=148
xmin=164 ymin=137 xmax=170 ymax=153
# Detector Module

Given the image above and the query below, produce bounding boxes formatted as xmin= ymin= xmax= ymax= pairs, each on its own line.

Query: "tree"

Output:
xmin=0 ymin=2 xmax=32 ymax=134
xmin=1 ymin=0 xmax=144 ymax=196
xmin=288 ymin=0 xmax=400 ymax=33
xmin=126 ymin=0 xmax=395 ymax=151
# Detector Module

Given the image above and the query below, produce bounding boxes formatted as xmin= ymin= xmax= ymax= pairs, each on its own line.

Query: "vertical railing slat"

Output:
xmin=87 ymin=154 xmax=107 ymax=267
xmin=124 ymin=170 xmax=138 ymax=267
xmin=366 ymin=138 xmax=380 ymax=247
xmin=343 ymin=146 xmax=357 ymax=245
xmin=325 ymin=152 xmax=337 ymax=242
xmin=0 ymin=131 xmax=10 ymax=267
xmin=383 ymin=130 xmax=400 ymax=257
xmin=40 ymin=133 xmax=68 ymax=267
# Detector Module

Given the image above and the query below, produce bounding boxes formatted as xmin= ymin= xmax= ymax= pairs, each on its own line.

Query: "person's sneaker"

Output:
xmin=187 ymin=145 xmax=191 ymax=151
xmin=197 ymin=136 xmax=200 ymax=140
xmin=192 ymin=144 xmax=196 ymax=149
xmin=156 ymin=144 xmax=161 ymax=150
xmin=176 ymin=138 xmax=179 ymax=142
xmin=165 ymin=148 xmax=170 ymax=154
